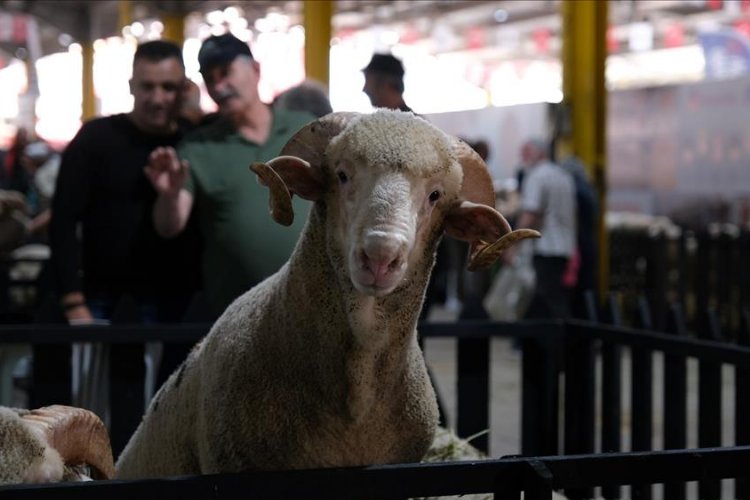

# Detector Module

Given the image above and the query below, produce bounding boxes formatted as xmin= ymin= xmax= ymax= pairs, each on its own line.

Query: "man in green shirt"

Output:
xmin=146 ymin=34 xmax=314 ymax=317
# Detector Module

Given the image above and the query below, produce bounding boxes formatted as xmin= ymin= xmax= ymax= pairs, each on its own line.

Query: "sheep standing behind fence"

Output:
xmin=30 ymin=110 xmax=533 ymax=480
xmin=115 ymin=110 xmax=537 ymax=478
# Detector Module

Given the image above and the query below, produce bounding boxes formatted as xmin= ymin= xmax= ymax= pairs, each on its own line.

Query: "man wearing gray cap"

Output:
xmin=146 ymin=34 xmax=314 ymax=317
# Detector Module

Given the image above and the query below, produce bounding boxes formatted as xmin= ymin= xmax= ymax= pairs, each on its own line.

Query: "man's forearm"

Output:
xmin=153 ymin=189 xmax=192 ymax=238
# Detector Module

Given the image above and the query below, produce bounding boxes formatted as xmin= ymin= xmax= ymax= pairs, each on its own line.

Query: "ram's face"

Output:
xmin=251 ymin=110 xmax=540 ymax=298
xmin=326 ymin=119 xmax=461 ymax=297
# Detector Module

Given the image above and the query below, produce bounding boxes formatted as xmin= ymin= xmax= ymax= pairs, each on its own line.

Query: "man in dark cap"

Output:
xmin=145 ymin=33 xmax=314 ymax=317
xmin=362 ymin=53 xmax=413 ymax=112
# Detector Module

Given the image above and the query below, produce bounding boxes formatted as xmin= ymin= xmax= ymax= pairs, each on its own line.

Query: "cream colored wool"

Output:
xmin=116 ymin=110 xmax=517 ymax=479
xmin=0 ymin=407 xmax=64 ymax=485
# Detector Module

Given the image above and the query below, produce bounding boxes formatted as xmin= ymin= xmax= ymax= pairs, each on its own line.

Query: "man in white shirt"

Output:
xmin=507 ymin=138 xmax=577 ymax=318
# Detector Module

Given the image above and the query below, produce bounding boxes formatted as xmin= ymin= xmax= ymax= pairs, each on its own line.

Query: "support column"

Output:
xmin=560 ymin=0 xmax=609 ymax=300
xmin=118 ymin=0 xmax=133 ymax=32
xmin=161 ymin=12 xmax=185 ymax=45
xmin=81 ymin=40 xmax=95 ymax=120
xmin=303 ymin=0 xmax=332 ymax=86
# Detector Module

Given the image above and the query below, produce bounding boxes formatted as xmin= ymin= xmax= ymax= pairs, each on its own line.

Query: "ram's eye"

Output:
xmin=337 ymin=171 xmax=348 ymax=184
xmin=428 ymin=190 xmax=441 ymax=204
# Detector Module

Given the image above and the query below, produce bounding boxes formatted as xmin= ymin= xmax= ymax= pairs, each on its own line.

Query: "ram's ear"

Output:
xmin=250 ymin=155 xmax=325 ymax=226
xmin=444 ymin=201 xmax=540 ymax=271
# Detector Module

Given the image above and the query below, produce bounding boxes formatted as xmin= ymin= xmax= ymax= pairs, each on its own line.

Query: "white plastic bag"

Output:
xmin=483 ymin=240 xmax=535 ymax=321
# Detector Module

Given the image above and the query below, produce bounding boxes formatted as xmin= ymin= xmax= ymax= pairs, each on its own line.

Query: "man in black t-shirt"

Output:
xmin=49 ymin=41 xmax=204 ymax=446
xmin=50 ymin=40 xmax=201 ymax=324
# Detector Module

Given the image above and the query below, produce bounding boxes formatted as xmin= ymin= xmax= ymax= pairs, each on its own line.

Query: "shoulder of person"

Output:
xmin=273 ymin=108 xmax=316 ymax=128
xmin=62 ymin=115 xmax=125 ymax=155
xmin=74 ymin=114 xmax=124 ymax=136
xmin=181 ymin=115 xmax=233 ymax=144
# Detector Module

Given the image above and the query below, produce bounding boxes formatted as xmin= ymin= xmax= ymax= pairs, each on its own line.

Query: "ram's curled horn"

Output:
xmin=250 ymin=112 xmax=359 ymax=225
xmin=467 ymin=227 xmax=542 ymax=271
xmin=250 ymin=160 xmax=294 ymax=226
xmin=21 ymin=405 xmax=115 ymax=480
xmin=279 ymin=111 xmax=359 ymax=166
xmin=451 ymin=138 xmax=540 ymax=271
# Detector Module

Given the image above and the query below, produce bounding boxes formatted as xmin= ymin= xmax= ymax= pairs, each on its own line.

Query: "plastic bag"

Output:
xmin=483 ymin=240 xmax=535 ymax=321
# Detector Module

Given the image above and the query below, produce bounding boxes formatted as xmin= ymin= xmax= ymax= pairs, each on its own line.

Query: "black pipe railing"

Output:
xmin=1 ymin=446 xmax=749 ymax=499
xmin=2 ymin=307 xmax=750 ymax=498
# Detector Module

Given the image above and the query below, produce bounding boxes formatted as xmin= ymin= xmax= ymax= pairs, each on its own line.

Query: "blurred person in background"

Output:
xmin=273 ymin=79 xmax=333 ymax=118
xmin=19 ymin=141 xmax=60 ymax=243
xmin=0 ymin=128 xmax=31 ymax=196
xmin=504 ymin=138 xmax=576 ymax=319
xmin=49 ymin=40 xmax=203 ymax=427
xmin=362 ymin=53 xmax=413 ymax=112
xmin=50 ymin=39 xmax=201 ymax=325
xmin=457 ymin=139 xmax=495 ymax=319
xmin=361 ymin=52 xmax=456 ymax=320
xmin=146 ymin=33 xmax=314 ymax=318
xmin=560 ymin=155 xmax=598 ymax=318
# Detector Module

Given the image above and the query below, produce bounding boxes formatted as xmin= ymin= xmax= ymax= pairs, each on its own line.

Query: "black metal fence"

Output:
xmin=609 ymin=225 xmax=750 ymax=335
xmin=1 ymin=446 xmax=750 ymax=499
xmin=2 ymin=310 xmax=750 ymax=498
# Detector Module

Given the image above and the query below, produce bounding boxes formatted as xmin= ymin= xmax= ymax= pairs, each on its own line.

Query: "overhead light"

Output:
xmin=206 ymin=10 xmax=224 ymax=26
xmin=494 ymin=9 xmax=509 ymax=23
xmin=130 ymin=21 xmax=145 ymax=37
xmin=58 ymin=33 xmax=73 ymax=47
xmin=224 ymin=6 xmax=241 ymax=21
xmin=150 ymin=21 xmax=164 ymax=35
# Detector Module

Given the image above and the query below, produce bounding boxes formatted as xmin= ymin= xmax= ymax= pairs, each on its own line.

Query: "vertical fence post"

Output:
xmin=630 ymin=321 xmax=654 ymax=500
xmin=694 ymin=230 xmax=711 ymax=333
xmin=736 ymin=309 xmax=750 ymax=500
xmin=645 ymin=233 xmax=669 ymax=331
xmin=30 ymin=294 xmax=71 ymax=408
xmin=663 ymin=302 xmax=688 ymax=500
xmin=522 ymin=329 xmax=561 ymax=457
xmin=524 ymin=459 xmax=555 ymax=500
xmin=456 ymin=300 xmax=491 ymax=452
xmin=715 ymin=228 xmax=735 ymax=333
xmin=564 ymin=324 xmax=595 ymax=500
xmin=698 ymin=307 xmax=723 ymax=500
xmin=739 ymin=233 xmax=750 ymax=313
xmin=456 ymin=335 xmax=489 ymax=453
xmin=632 ymin=288 xmax=655 ymax=500
xmin=602 ymin=293 xmax=623 ymax=500
xmin=676 ymin=231 xmax=690 ymax=310
xmin=108 ymin=296 xmax=145 ymax=457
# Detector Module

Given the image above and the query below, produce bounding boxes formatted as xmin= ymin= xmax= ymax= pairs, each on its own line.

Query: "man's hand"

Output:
xmin=60 ymin=292 xmax=94 ymax=324
xmin=65 ymin=304 xmax=94 ymax=324
xmin=144 ymin=147 xmax=189 ymax=198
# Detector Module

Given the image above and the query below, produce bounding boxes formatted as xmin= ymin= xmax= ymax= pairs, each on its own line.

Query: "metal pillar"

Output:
xmin=560 ymin=0 xmax=609 ymax=300
xmin=161 ymin=12 xmax=185 ymax=45
xmin=81 ymin=40 xmax=95 ymax=120
xmin=118 ymin=0 xmax=133 ymax=31
xmin=303 ymin=0 xmax=332 ymax=86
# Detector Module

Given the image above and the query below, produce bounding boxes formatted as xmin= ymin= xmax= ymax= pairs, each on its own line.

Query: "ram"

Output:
xmin=1 ymin=110 xmax=537 ymax=482
xmin=114 ymin=110 xmax=537 ymax=477
xmin=0 ymin=405 xmax=114 ymax=484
